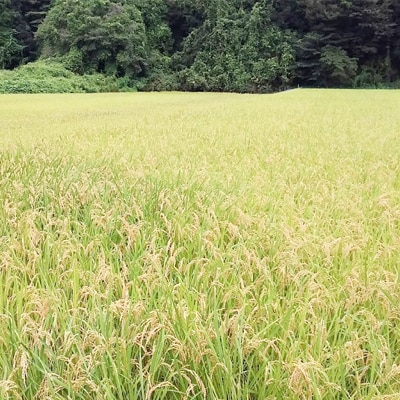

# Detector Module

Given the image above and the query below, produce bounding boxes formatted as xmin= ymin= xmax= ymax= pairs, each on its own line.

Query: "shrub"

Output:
xmin=0 ymin=60 xmax=135 ymax=93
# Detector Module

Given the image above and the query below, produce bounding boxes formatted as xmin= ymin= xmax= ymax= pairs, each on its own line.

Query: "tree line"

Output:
xmin=1 ymin=0 xmax=400 ymax=92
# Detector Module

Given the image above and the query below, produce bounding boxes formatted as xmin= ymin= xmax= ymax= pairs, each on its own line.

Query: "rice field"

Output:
xmin=1 ymin=89 xmax=400 ymax=399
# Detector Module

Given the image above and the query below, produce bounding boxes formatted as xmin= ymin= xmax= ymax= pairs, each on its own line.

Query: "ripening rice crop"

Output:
xmin=0 ymin=89 xmax=400 ymax=399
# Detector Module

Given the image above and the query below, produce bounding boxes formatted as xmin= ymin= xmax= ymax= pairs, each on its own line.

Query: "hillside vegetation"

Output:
xmin=1 ymin=0 xmax=400 ymax=92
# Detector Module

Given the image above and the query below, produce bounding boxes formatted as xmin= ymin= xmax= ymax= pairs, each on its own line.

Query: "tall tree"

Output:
xmin=10 ymin=0 xmax=52 ymax=63
xmin=392 ymin=0 xmax=400 ymax=80
xmin=134 ymin=0 xmax=174 ymax=81
xmin=166 ymin=0 xmax=205 ymax=52
xmin=294 ymin=0 xmax=357 ymax=86
xmin=0 ymin=0 xmax=23 ymax=68
xmin=349 ymin=0 xmax=396 ymax=83
xmin=176 ymin=0 xmax=295 ymax=92
xmin=37 ymin=0 xmax=148 ymax=77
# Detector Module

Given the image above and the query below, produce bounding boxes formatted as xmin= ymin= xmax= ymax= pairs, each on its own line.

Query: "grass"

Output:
xmin=0 ymin=89 xmax=400 ymax=399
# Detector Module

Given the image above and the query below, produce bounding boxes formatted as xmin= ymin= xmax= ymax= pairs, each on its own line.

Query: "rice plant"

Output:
xmin=0 ymin=89 xmax=400 ymax=399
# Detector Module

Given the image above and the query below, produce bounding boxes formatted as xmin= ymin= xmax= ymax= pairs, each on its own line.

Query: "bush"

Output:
xmin=140 ymin=73 xmax=179 ymax=91
xmin=353 ymin=68 xmax=383 ymax=88
xmin=0 ymin=60 xmax=136 ymax=93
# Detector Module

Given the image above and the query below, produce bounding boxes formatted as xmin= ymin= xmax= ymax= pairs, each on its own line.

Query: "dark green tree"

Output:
xmin=392 ymin=0 xmax=400 ymax=81
xmin=133 ymin=0 xmax=175 ymax=88
xmin=37 ymin=0 xmax=148 ymax=77
xmin=166 ymin=0 xmax=205 ymax=52
xmin=349 ymin=0 xmax=396 ymax=84
xmin=9 ymin=0 xmax=52 ymax=64
xmin=175 ymin=0 xmax=296 ymax=92
xmin=0 ymin=0 xmax=23 ymax=68
xmin=293 ymin=0 xmax=398 ymax=87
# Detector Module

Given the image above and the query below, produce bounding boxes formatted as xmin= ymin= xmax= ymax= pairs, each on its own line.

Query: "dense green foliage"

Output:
xmin=37 ymin=0 xmax=148 ymax=78
xmin=0 ymin=0 xmax=22 ymax=69
xmin=0 ymin=0 xmax=51 ymax=68
xmin=1 ymin=0 xmax=400 ymax=91
xmin=0 ymin=60 xmax=133 ymax=93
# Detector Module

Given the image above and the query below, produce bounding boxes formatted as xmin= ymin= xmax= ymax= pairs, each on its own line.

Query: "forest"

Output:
xmin=1 ymin=0 xmax=400 ymax=92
